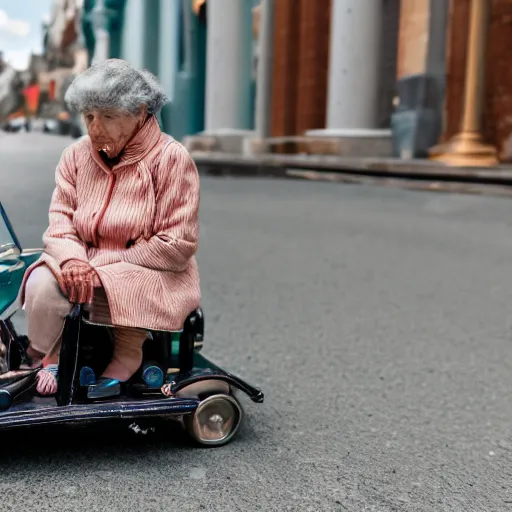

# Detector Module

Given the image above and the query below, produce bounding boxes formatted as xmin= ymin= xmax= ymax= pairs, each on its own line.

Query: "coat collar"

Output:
xmin=89 ymin=115 xmax=162 ymax=173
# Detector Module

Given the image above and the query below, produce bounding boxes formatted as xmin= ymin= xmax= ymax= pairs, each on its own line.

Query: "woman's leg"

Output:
xmin=86 ymin=288 xmax=147 ymax=397
xmin=101 ymin=328 xmax=147 ymax=382
xmin=24 ymin=265 xmax=72 ymax=394
xmin=89 ymin=288 xmax=146 ymax=381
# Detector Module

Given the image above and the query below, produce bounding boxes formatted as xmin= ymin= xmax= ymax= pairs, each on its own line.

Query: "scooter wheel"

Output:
xmin=184 ymin=393 xmax=243 ymax=447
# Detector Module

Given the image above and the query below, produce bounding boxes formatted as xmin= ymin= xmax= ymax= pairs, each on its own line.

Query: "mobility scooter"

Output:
xmin=0 ymin=202 xmax=264 ymax=446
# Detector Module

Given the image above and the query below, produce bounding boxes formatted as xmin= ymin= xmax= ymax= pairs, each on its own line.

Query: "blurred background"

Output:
xmin=1 ymin=0 xmax=510 ymax=167
xmin=3 ymin=2 xmax=512 ymax=510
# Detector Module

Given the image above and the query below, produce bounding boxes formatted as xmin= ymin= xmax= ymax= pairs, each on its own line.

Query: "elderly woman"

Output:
xmin=19 ymin=59 xmax=200 ymax=399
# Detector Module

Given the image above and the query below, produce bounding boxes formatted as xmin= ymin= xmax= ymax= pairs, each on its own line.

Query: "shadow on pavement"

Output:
xmin=0 ymin=418 xmax=193 ymax=465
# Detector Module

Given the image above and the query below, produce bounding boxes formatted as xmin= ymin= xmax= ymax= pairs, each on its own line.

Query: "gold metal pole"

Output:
xmin=429 ymin=0 xmax=498 ymax=167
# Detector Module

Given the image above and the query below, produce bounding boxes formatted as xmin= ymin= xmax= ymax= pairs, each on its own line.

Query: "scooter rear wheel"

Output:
xmin=184 ymin=393 xmax=243 ymax=447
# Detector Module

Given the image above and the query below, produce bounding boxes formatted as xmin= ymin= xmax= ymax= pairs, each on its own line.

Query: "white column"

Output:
xmin=310 ymin=0 xmax=387 ymax=136
xmin=91 ymin=0 xmax=110 ymax=65
xmin=204 ymin=0 xmax=252 ymax=133
xmin=254 ymin=0 xmax=274 ymax=139
xmin=158 ymin=0 xmax=180 ymax=101
xmin=120 ymin=0 xmax=145 ymax=69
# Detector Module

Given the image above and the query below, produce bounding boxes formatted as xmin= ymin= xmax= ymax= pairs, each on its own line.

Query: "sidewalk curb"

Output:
xmin=191 ymin=151 xmax=512 ymax=184
xmin=192 ymin=152 xmax=512 ymax=199
xmin=284 ymin=169 xmax=512 ymax=198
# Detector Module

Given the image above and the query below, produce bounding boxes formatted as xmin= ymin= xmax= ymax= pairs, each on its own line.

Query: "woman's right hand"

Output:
xmin=59 ymin=260 xmax=97 ymax=304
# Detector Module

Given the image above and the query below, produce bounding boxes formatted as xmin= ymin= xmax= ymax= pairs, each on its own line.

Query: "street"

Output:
xmin=2 ymin=132 xmax=512 ymax=511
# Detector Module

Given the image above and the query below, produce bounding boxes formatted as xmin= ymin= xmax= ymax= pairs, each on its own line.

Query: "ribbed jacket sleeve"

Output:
xmin=42 ymin=146 xmax=88 ymax=266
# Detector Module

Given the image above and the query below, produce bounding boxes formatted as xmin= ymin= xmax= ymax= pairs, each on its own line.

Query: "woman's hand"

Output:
xmin=59 ymin=260 xmax=98 ymax=304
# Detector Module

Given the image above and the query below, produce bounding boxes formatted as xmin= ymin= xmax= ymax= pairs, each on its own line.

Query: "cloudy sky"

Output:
xmin=0 ymin=0 xmax=52 ymax=70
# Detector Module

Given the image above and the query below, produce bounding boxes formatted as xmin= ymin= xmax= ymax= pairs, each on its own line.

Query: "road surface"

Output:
xmin=1 ymin=132 xmax=512 ymax=511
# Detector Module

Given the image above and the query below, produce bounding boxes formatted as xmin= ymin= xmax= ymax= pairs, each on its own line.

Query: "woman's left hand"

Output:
xmin=60 ymin=260 xmax=97 ymax=304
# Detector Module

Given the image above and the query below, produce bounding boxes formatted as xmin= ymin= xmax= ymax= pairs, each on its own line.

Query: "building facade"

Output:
xmin=85 ymin=0 xmax=257 ymax=144
xmin=80 ymin=0 xmax=511 ymax=167
xmin=0 ymin=54 xmax=23 ymax=122
xmin=248 ymin=0 xmax=512 ymax=167
xmin=38 ymin=0 xmax=88 ymax=118
xmin=110 ymin=0 xmax=209 ymax=140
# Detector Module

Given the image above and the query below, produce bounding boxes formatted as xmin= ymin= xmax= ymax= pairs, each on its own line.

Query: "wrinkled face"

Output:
xmin=84 ymin=107 xmax=146 ymax=158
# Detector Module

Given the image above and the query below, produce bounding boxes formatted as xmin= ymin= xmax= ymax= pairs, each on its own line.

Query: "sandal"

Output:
xmin=87 ymin=377 xmax=121 ymax=399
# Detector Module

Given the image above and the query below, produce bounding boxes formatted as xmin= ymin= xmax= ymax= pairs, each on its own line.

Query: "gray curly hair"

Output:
xmin=64 ymin=59 xmax=168 ymax=116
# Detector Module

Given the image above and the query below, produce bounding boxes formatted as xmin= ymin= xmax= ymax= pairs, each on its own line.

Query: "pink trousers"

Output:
xmin=23 ymin=265 xmax=148 ymax=381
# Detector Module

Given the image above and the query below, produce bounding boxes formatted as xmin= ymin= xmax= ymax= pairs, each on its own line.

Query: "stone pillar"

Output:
xmin=158 ymin=0 xmax=180 ymax=134
xmin=120 ymin=0 xmax=145 ymax=69
xmin=311 ymin=0 xmax=387 ymax=135
xmin=254 ymin=0 xmax=274 ymax=139
xmin=158 ymin=0 xmax=179 ymax=102
xmin=204 ymin=0 xmax=253 ymax=133
xmin=143 ymin=0 xmax=160 ymax=76
xmin=91 ymin=0 xmax=111 ymax=64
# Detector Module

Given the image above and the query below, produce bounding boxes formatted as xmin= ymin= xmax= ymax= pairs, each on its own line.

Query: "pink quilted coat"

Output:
xmin=19 ymin=115 xmax=201 ymax=331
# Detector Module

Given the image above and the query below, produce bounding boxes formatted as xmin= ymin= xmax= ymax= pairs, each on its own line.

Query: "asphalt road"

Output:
xmin=2 ymin=132 xmax=512 ymax=511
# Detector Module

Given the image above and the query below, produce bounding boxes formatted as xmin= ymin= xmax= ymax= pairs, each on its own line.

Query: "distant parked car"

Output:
xmin=42 ymin=119 xmax=59 ymax=133
xmin=1 ymin=117 xmax=29 ymax=133
xmin=42 ymin=112 xmax=82 ymax=138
